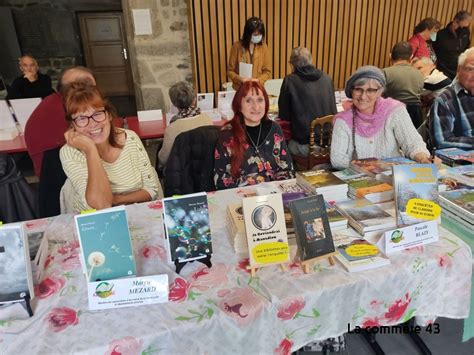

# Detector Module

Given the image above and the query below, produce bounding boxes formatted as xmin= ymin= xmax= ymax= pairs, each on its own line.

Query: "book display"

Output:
xmin=435 ymin=148 xmax=474 ymax=166
xmin=439 ymin=189 xmax=474 ymax=233
xmin=75 ymin=206 xmax=137 ymax=282
xmin=0 ymin=223 xmax=34 ymax=316
xmin=392 ymin=164 xmax=439 ymax=226
xmin=296 ymin=170 xmax=348 ymax=202
xmin=162 ymin=192 xmax=213 ymax=272
xmin=289 ymin=195 xmax=337 ymax=272
xmin=335 ymin=198 xmax=396 ymax=235
xmin=332 ymin=229 xmax=390 ymax=272
xmin=345 ymin=175 xmax=393 ymax=203
xmin=242 ymin=193 xmax=290 ymax=276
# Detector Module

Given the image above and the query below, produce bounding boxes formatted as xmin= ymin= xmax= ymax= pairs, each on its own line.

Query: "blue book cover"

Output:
xmin=0 ymin=223 xmax=34 ymax=303
xmin=392 ymin=164 xmax=438 ymax=226
xmin=162 ymin=192 xmax=212 ymax=263
xmin=75 ymin=206 xmax=136 ymax=282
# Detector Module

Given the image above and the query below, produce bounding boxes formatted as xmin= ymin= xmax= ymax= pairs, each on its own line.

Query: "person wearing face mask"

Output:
xmin=408 ymin=18 xmax=441 ymax=61
xmin=227 ymin=17 xmax=272 ymax=91
xmin=433 ymin=10 xmax=472 ymax=80
xmin=214 ymin=81 xmax=294 ymax=189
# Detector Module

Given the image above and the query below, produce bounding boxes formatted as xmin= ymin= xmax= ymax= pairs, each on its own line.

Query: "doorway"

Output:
xmin=77 ymin=12 xmax=136 ymax=116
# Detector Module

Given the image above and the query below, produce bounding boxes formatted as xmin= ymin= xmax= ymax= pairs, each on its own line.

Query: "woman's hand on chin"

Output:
xmin=64 ymin=129 xmax=96 ymax=154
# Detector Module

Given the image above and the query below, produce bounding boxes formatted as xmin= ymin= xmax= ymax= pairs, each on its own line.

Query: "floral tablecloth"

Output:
xmin=1 ymin=187 xmax=472 ymax=354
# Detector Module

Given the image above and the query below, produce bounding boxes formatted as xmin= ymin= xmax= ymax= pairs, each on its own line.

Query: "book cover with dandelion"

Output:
xmin=75 ymin=206 xmax=136 ymax=282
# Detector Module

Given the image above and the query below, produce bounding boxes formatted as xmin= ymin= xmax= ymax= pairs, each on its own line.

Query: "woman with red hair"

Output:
xmin=214 ymin=81 xmax=294 ymax=189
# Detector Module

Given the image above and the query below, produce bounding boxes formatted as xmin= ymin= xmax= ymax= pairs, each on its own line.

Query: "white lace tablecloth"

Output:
xmin=1 ymin=187 xmax=472 ymax=354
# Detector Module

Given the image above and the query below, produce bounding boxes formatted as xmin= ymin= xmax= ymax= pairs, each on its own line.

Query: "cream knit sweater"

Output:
xmin=330 ymin=106 xmax=430 ymax=169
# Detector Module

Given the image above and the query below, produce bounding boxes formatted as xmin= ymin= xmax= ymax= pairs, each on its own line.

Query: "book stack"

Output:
xmin=435 ymin=148 xmax=474 ymax=166
xmin=439 ymin=188 xmax=474 ymax=234
xmin=326 ymin=202 xmax=349 ymax=231
xmin=335 ymin=198 xmax=396 ymax=236
xmin=332 ymin=228 xmax=390 ymax=272
xmin=345 ymin=175 xmax=393 ymax=203
xmin=350 ymin=157 xmax=416 ymax=182
xmin=296 ymin=170 xmax=348 ymax=203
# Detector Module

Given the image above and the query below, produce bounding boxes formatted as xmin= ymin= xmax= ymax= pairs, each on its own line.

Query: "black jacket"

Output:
xmin=0 ymin=154 xmax=38 ymax=223
xmin=278 ymin=65 xmax=337 ymax=145
xmin=163 ymin=125 xmax=220 ymax=197
xmin=433 ymin=24 xmax=471 ymax=80
xmin=7 ymin=72 xmax=54 ymax=99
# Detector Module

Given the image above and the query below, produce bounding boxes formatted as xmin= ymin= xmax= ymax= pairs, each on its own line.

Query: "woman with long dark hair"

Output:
xmin=227 ymin=17 xmax=272 ymax=90
xmin=214 ymin=81 xmax=294 ymax=189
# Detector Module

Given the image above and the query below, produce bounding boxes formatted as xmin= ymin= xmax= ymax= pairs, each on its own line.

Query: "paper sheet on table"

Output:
xmin=137 ymin=109 xmax=163 ymax=122
xmin=217 ymin=91 xmax=235 ymax=111
xmin=132 ymin=9 xmax=153 ymax=35
xmin=239 ymin=62 xmax=253 ymax=79
xmin=9 ymin=98 xmax=41 ymax=131
xmin=196 ymin=93 xmax=214 ymax=111
xmin=0 ymin=100 xmax=16 ymax=130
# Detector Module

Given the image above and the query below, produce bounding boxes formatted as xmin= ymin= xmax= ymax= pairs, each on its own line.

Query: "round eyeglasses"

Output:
xmin=72 ymin=110 xmax=107 ymax=127
xmin=352 ymin=87 xmax=380 ymax=98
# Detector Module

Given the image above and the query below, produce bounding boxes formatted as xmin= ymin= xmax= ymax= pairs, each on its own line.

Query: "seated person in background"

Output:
xmin=60 ymin=84 xmax=162 ymax=213
xmin=411 ymin=57 xmax=452 ymax=107
xmin=228 ymin=17 xmax=271 ymax=91
xmin=7 ymin=55 xmax=54 ymax=99
xmin=383 ymin=41 xmax=425 ymax=128
xmin=330 ymin=66 xmax=432 ymax=170
xmin=429 ymin=47 xmax=474 ymax=150
xmin=25 ymin=66 xmax=96 ymax=177
xmin=214 ymin=81 xmax=294 ymax=189
xmin=408 ymin=18 xmax=441 ymax=60
xmin=278 ymin=47 xmax=337 ymax=156
xmin=158 ymin=81 xmax=213 ymax=167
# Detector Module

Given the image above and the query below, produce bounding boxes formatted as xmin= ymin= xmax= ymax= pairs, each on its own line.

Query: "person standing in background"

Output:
xmin=278 ymin=47 xmax=337 ymax=156
xmin=227 ymin=17 xmax=272 ymax=91
xmin=408 ymin=18 xmax=441 ymax=60
xmin=433 ymin=10 xmax=472 ymax=80
xmin=7 ymin=55 xmax=54 ymax=99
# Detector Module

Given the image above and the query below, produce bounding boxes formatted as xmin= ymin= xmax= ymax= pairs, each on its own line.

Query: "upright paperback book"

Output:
xmin=0 ymin=223 xmax=35 ymax=307
xmin=75 ymin=206 xmax=137 ymax=282
xmin=242 ymin=194 xmax=289 ymax=268
xmin=162 ymin=192 xmax=213 ymax=263
xmin=289 ymin=195 xmax=336 ymax=261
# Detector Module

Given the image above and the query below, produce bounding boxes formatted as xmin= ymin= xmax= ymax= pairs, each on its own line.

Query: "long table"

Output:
xmin=1 ymin=185 xmax=472 ymax=354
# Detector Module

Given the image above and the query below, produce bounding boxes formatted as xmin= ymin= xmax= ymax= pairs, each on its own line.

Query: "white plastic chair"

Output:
xmin=264 ymin=78 xmax=283 ymax=97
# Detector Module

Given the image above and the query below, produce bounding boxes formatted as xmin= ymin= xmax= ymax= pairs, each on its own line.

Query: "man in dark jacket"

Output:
xmin=278 ymin=47 xmax=337 ymax=156
xmin=7 ymin=55 xmax=54 ymax=99
xmin=433 ymin=10 xmax=471 ymax=80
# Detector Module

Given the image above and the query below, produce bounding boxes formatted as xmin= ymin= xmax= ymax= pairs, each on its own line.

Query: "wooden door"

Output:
xmin=78 ymin=12 xmax=134 ymax=96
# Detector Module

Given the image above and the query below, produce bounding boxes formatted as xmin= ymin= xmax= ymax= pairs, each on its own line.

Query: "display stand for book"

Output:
xmin=246 ymin=263 xmax=287 ymax=278
xmin=296 ymin=250 xmax=337 ymax=274
xmin=174 ymin=255 xmax=212 ymax=275
xmin=20 ymin=294 xmax=34 ymax=317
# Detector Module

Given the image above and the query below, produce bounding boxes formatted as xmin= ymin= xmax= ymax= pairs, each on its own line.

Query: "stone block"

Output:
xmin=141 ymin=87 xmax=165 ymax=110
xmin=138 ymin=60 xmax=157 ymax=85
xmin=161 ymin=0 xmax=169 ymax=6
xmin=151 ymin=62 xmax=173 ymax=72
xmin=53 ymin=59 xmax=61 ymax=67
xmin=159 ymin=69 xmax=180 ymax=87
xmin=176 ymin=63 xmax=189 ymax=69
xmin=62 ymin=57 xmax=73 ymax=66
xmin=170 ymin=21 xmax=186 ymax=31
xmin=37 ymin=59 xmax=51 ymax=67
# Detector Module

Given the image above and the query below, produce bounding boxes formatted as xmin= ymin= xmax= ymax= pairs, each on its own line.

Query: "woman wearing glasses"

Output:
xmin=330 ymin=66 xmax=431 ymax=170
xmin=60 ymin=84 xmax=162 ymax=212
xmin=228 ymin=17 xmax=271 ymax=90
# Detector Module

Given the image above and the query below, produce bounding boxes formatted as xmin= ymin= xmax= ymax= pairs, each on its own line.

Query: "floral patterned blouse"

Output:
xmin=214 ymin=121 xmax=295 ymax=189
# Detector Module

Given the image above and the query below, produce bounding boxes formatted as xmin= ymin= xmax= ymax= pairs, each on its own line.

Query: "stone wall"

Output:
xmin=122 ymin=0 xmax=193 ymax=110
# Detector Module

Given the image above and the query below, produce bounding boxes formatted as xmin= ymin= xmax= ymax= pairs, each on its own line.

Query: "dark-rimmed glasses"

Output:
xmin=352 ymin=87 xmax=380 ymax=98
xmin=72 ymin=110 xmax=107 ymax=127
